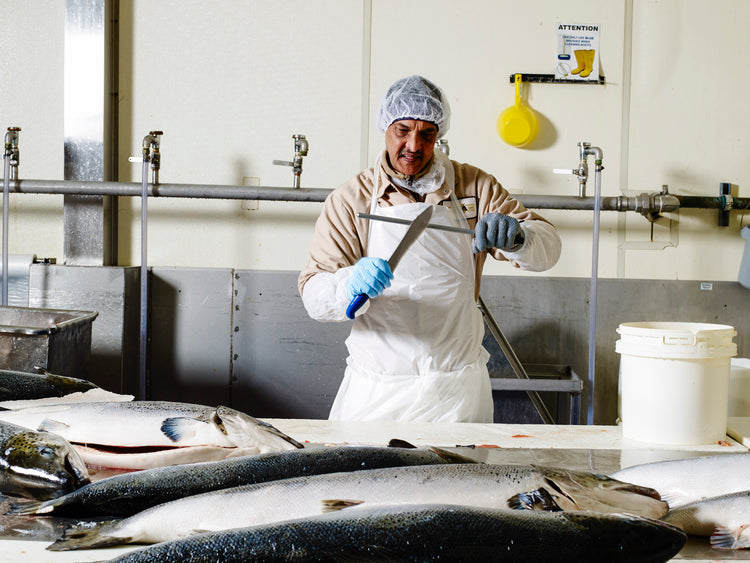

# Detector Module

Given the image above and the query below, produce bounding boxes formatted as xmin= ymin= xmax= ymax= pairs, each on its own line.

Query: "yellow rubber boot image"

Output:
xmin=571 ymin=50 xmax=586 ymax=74
xmin=580 ymin=49 xmax=596 ymax=78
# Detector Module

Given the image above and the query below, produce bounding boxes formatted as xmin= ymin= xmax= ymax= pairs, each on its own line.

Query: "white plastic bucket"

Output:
xmin=616 ymin=322 xmax=737 ymax=445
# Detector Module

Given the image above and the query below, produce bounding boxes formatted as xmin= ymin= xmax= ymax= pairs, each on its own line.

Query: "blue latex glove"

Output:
xmin=346 ymin=257 xmax=394 ymax=300
xmin=472 ymin=213 xmax=525 ymax=253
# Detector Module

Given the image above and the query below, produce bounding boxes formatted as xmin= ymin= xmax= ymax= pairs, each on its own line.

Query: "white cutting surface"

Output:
xmin=267 ymin=418 xmax=748 ymax=452
xmin=2 ymin=421 xmax=748 ymax=562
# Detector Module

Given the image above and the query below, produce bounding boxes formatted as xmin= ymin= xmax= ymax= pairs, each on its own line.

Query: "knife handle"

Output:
xmin=346 ymin=294 xmax=369 ymax=319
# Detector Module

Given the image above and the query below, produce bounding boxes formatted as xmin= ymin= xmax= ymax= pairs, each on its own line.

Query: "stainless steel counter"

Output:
xmin=2 ymin=421 xmax=749 ymax=562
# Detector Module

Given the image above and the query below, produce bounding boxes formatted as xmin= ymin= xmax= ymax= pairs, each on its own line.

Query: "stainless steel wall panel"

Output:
xmin=149 ymin=267 xmax=233 ymax=406
xmin=231 ymin=271 xmax=348 ymax=419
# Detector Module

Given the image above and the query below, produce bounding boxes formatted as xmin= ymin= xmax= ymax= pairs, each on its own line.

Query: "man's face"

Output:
xmin=384 ymin=119 xmax=438 ymax=176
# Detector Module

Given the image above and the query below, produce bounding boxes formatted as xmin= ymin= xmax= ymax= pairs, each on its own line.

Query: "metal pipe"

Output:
xmin=2 ymin=127 xmax=20 ymax=307
xmin=2 ymin=179 xmax=332 ymax=201
xmin=138 ymin=131 xmax=161 ymax=401
xmin=139 ymin=156 xmax=149 ymax=401
xmin=585 ymin=146 xmax=603 ymax=426
xmin=2 ymin=154 xmax=9 ymax=307
xmin=0 ymin=178 xmax=748 ymax=212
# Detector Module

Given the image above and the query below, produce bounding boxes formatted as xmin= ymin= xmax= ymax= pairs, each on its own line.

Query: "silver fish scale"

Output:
xmin=46 ymin=463 xmax=668 ymax=551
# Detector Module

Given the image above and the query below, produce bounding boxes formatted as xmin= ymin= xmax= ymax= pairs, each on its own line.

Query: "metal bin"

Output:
xmin=0 ymin=306 xmax=98 ymax=378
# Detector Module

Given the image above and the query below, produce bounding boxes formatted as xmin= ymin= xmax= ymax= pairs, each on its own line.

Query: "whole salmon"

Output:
xmin=0 ymin=401 xmax=303 ymax=469
xmin=48 ymin=463 xmax=667 ymax=550
xmin=11 ymin=444 xmax=475 ymax=517
xmin=611 ymin=453 xmax=750 ymax=508
xmin=99 ymin=504 xmax=687 ymax=563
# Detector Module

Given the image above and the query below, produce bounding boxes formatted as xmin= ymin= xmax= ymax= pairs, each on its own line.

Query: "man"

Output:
xmin=298 ymin=75 xmax=561 ymax=423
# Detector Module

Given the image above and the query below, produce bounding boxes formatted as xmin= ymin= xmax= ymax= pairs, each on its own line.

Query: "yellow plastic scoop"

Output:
xmin=497 ymin=74 xmax=539 ymax=147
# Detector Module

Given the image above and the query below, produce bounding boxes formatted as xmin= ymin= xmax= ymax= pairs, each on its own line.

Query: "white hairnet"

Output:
xmin=376 ymin=75 xmax=451 ymax=138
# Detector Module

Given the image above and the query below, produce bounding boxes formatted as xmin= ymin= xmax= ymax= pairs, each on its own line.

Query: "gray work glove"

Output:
xmin=472 ymin=213 xmax=525 ymax=253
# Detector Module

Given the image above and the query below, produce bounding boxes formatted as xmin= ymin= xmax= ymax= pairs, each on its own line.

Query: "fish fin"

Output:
xmin=710 ymin=526 xmax=750 ymax=550
xmin=428 ymin=446 xmax=481 ymax=464
xmin=321 ymin=499 xmax=365 ymax=513
xmin=387 ymin=438 xmax=416 ymax=448
xmin=161 ymin=416 xmax=203 ymax=442
xmin=37 ymin=418 xmax=70 ymax=434
xmin=507 ymin=488 xmax=563 ymax=512
xmin=657 ymin=491 xmax=684 ymax=508
xmin=46 ymin=520 xmax=127 ymax=551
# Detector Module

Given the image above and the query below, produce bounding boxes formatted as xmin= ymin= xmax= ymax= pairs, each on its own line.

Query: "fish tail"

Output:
xmin=6 ymin=498 xmax=48 ymax=515
xmin=46 ymin=520 xmax=127 ymax=551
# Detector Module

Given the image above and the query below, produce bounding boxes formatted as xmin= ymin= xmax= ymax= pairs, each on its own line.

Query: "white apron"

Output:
xmin=329 ymin=153 xmax=493 ymax=423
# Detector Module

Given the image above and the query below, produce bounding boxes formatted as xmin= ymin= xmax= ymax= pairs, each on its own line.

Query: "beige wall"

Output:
xmin=1 ymin=0 xmax=748 ymax=280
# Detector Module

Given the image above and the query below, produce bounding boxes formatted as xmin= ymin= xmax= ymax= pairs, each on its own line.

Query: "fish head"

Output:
xmin=533 ymin=466 xmax=668 ymax=519
xmin=214 ymin=406 xmax=304 ymax=452
xmin=0 ymin=430 xmax=90 ymax=500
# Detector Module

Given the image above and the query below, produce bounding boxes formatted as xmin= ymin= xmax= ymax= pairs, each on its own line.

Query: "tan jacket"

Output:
xmin=299 ymin=154 xmax=560 ymax=302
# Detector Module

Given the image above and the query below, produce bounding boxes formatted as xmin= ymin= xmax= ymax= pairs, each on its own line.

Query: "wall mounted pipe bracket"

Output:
xmin=719 ymin=182 xmax=733 ymax=227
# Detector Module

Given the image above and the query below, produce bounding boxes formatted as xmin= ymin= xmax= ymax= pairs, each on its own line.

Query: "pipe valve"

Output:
xmin=4 ymin=127 xmax=21 ymax=180
xmin=141 ymin=131 xmax=163 ymax=184
xmin=630 ymin=185 xmax=680 ymax=222
xmin=436 ymin=139 xmax=450 ymax=156
xmin=553 ymin=141 xmax=603 ymax=197
xmin=273 ymin=134 xmax=308 ymax=188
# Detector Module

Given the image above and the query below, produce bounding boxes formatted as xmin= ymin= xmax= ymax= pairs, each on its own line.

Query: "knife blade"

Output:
xmin=346 ymin=206 xmax=434 ymax=319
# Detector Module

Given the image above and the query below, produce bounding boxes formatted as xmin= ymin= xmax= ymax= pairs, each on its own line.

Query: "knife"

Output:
xmin=345 ymin=206 xmax=434 ymax=320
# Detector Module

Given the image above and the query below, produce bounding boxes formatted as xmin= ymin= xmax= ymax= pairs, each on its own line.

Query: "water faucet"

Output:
xmin=4 ymin=127 xmax=21 ymax=181
xmin=553 ymin=141 xmax=603 ymax=197
xmin=141 ymin=131 xmax=163 ymax=184
xmin=273 ymin=134 xmax=308 ymax=188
